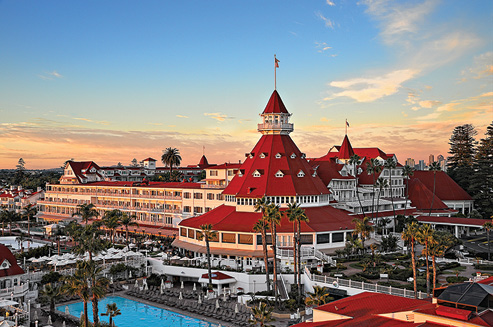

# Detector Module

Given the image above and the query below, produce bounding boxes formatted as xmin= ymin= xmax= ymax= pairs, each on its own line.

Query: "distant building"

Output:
xmin=0 ymin=185 xmax=44 ymax=213
xmin=429 ymin=154 xmax=435 ymax=166
xmin=417 ymin=159 xmax=425 ymax=171
xmin=0 ymin=244 xmax=28 ymax=300
xmin=405 ymin=157 xmax=415 ymax=167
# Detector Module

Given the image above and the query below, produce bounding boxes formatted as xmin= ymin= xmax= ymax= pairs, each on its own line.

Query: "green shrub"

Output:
xmin=41 ymin=271 xmax=61 ymax=285
xmin=446 ymin=276 xmax=468 ymax=283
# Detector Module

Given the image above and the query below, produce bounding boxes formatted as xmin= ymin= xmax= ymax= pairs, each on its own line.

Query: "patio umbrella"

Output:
xmin=193 ymin=283 xmax=196 ymax=291
xmin=144 ymin=283 xmax=148 ymax=291
xmin=47 ymin=315 xmax=52 ymax=325
xmin=33 ymin=310 xmax=38 ymax=321
xmin=215 ymin=299 xmax=220 ymax=309
xmin=180 ymin=281 xmax=184 ymax=289
xmin=62 ymin=322 xmax=66 ymax=327
xmin=134 ymin=280 xmax=138 ymax=288
xmin=65 ymin=306 xmax=69 ymax=314
xmin=179 ymin=292 xmax=183 ymax=300
xmin=27 ymin=257 xmax=36 ymax=262
xmin=198 ymin=295 xmax=202 ymax=304
xmin=170 ymin=255 xmax=181 ymax=260
xmin=160 ymin=285 xmax=164 ymax=294
xmin=235 ymin=304 xmax=239 ymax=313
xmin=129 ymin=271 xmax=132 ymax=278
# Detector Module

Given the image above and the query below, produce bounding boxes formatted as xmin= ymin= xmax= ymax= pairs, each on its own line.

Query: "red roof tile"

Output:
xmin=200 ymin=271 xmax=234 ymax=280
xmin=262 ymin=90 xmax=289 ymax=114
xmin=417 ymin=216 xmax=492 ymax=227
xmin=0 ymin=244 xmax=25 ymax=277
xmin=407 ymin=178 xmax=449 ymax=211
xmin=338 ymin=135 xmax=355 ymax=159
xmin=411 ymin=171 xmax=472 ymax=201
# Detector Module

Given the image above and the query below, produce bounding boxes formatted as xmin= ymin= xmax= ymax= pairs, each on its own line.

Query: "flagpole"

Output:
xmin=345 ymin=119 xmax=347 ymax=135
xmin=274 ymin=54 xmax=277 ymax=90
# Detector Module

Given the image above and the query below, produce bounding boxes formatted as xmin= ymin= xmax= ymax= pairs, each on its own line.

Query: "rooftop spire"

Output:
xmin=258 ymin=91 xmax=293 ymax=135
xmin=338 ymin=135 xmax=355 ymax=160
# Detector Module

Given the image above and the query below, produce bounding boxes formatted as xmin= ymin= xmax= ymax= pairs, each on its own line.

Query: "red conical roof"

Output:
xmin=262 ymin=90 xmax=289 ymax=114
xmin=338 ymin=135 xmax=355 ymax=160
xmin=198 ymin=155 xmax=209 ymax=168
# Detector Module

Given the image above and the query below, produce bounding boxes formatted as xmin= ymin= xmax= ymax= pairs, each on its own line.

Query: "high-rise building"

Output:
xmin=418 ymin=160 xmax=425 ymax=171
xmin=405 ymin=158 xmax=415 ymax=167
xmin=428 ymin=154 xmax=435 ymax=166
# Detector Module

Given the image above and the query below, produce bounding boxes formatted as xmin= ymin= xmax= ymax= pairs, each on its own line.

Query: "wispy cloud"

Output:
xmin=326 ymin=0 xmax=335 ymax=6
xmin=204 ymin=112 xmax=234 ymax=122
xmin=315 ymin=11 xmax=334 ymax=29
xmin=73 ymin=117 xmax=110 ymax=125
xmin=320 ymin=117 xmax=330 ymax=122
xmin=38 ymin=70 xmax=63 ymax=80
xmin=176 ymin=115 xmax=189 ymax=118
xmin=418 ymin=100 xmax=441 ymax=109
xmin=315 ymin=41 xmax=333 ymax=53
xmin=462 ymin=51 xmax=493 ymax=81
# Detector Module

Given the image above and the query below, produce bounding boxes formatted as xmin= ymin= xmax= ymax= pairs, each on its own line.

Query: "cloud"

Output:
xmin=176 ymin=115 xmax=189 ymax=118
xmin=326 ymin=0 xmax=335 ymax=6
xmin=329 ymin=69 xmax=419 ymax=102
xmin=73 ymin=117 xmax=110 ymax=125
xmin=315 ymin=11 xmax=334 ymax=29
xmin=315 ymin=41 xmax=333 ymax=53
xmin=463 ymin=51 xmax=493 ymax=80
xmin=147 ymin=123 xmax=163 ymax=126
xmin=320 ymin=117 xmax=330 ymax=122
xmin=418 ymin=100 xmax=441 ymax=108
xmin=204 ymin=112 xmax=234 ymax=122
xmin=38 ymin=71 xmax=63 ymax=80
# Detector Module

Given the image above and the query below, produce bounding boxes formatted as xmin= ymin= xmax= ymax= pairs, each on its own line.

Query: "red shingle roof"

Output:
xmin=338 ymin=135 xmax=355 ymax=159
xmin=417 ymin=216 xmax=492 ymax=227
xmin=407 ymin=178 xmax=449 ymax=211
xmin=411 ymin=171 xmax=472 ymax=201
xmin=262 ymin=90 xmax=289 ymax=114
xmin=0 ymin=244 xmax=25 ymax=277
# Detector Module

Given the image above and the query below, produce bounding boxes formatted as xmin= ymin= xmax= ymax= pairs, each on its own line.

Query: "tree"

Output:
xmin=249 ymin=302 xmax=275 ymax=327
xmin=305 ymin=286 xmax=332 ymax=307
xmin=402 ymin=222 xmax=420 ymax=298
xmin=72 ymin=203 xmax=99 ymax=224
xmin=483 ymin=221 xmax=493 ymax=261
xmin=429 ymin=231 xmax=456 ymax=291
xmin=254 ymin=197 xmax=271 ymax=293
xmin=161 ymin=147 xmax=182 ymax=173
xmin=39 ymin=283 xmax=62 ymax=314
xmin=130 ymin=158 xmax=139 ymax=167
xmin=72 ymin=224 xmax=108 ymax=262
xmin=86 ymin=260 xmax=109 ymax=326
xmin=14 ymin=158 xmax=26 ymax=184
xmin=266 ymin=203 xmax=282 ymax=308
xmin=101 ymin=303 xmax=121 ymax=327
xmin=367 ymin=158 xmax=382 ymax=218
xmin=374 ymin=177 xmax=388 ymax=223
xmin=381 ymin=234 xmax=398 ymax=252
xmin=471 ymin=122 xmax=493 ymax=218
xmin=401 ymin=165 xmax=414 ymax=217
xmin=22 ymin=203 xmax=37 ymax=238
xmin=447 ymin=124 xmax=477 ymax=194
xmin=417 ymin=224 xmax=434 ymax=296
xmin=120 ymin=213 xmax=138 ymax=245
xmin=349 ymin=154 xmax=366 ymax=216
xmin=384 ymin=158 xmax=397 ymax=232
xmin=428 ymin=162 xmax=441 ymax=216
xmin=63 ymin=261 xmax=91 ymax=327
xmin=0 ymin=209 xmax=19 ymax=235
xmin=352 ymin=217 xmax=374 ymax=249
xmin=197 ymin=224 xmax=217 ymax=289
xmin=102 ymin=209 xmax=123 ymax=243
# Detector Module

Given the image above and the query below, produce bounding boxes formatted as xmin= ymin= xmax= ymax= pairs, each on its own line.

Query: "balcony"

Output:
xmin=257 ymin=122 xmax=293 ymax=132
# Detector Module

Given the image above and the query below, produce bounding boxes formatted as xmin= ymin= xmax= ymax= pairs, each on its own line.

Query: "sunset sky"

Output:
xmin=0 ymin=0 xmax=492 ymax=169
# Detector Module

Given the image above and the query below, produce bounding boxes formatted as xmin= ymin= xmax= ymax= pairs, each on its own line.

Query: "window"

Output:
xmin=275 ymin=153 xmax=282 ymax=159
xmin=195 ymin=231 xmax=203 ymax=240
xmin=205 ymin=207 xmax=212 ymax=212
xmin=290 ymin=153 xmax=296 ymax=159
xmin=332 ymin=232 xmax=344 ymax=243
xmin=194 ymin=193 xmax=203 ymax=199
xmin=194 ymin=207 xmax=203 ymax=214
xmin=300 ymin=234 xmax=313 ymax=244
xmin=259 ymin=153 xmax=267 ymax=158
xmin=188 ymin=229 xmax=195 ymax=238
xmin=183 ymin=192 xmax=191 ymax=199
xmin=216 ymin=194 xmax=224 ymax=200
xmin=297 ymin=170 xmax=305 ymax=178
xmin=222 ymin=233 xmax=236 ymax=243
xmin=183 ymin=206 xmax=191 ymax=213
xmin=228 ymin=170 xmax=234 ymax=176
xmin=253 ymin=170 xmax=261 ymax=177
xmin=275 ymin=170 xmax=284 ymax=178
xmin=256 ymin=234 xmax=272 ymax=245
xmin=207 ymin=193 xmax=214 ymax=200
xmin=210 ymin=170 xmax=218 ymax=176
xmin=317 ymin=233 xmax=330 ymax=244
xmin=180 ymin=228 xmax=187 ymax=237
xmin=165 ymin=216 xmax=173 ymax=225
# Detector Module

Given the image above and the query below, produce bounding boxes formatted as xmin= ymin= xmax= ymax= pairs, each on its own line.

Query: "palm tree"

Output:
xmin=39 ymin=283 xmax=62 ymax=314
xmin=286 ymin=202 xmax=308 ymax=304
xmin=384 ymin=158 xmax=397 ymax=232
xmin=101 ymin=303 xmax=121 ymax=327
xmin=254 ymin=197 xmax=271 ymax=293
xmin=161 ymin=147 xmax=182 ymax=173
xmin=305 ymin=286 xmax=331 ymax=307
xmin=73 ymin=203 xmax=99 ymax=224
xmin=120 ymin=213 xmax=138 ymax=245
xmin=401 ymin=165 xmax=414 ymax=217
xmin=429 ymin=231 xmax=455 ymax=291
xmin=85 ymin=260 xmax=109 ymax=326
xmin=72 ymin=224 xmax=108 ymax=262
xmin=198 ymin=224 xmax=217 ymax=289
xmin=0 ymin=210 xmax=19 ymax=235
xmin=366 ymin=158 xmax=382 ymax=218
xmin=417 ymin=224 xmax=434 ymax=296
xmin=349 ymin=154 xmax=366 ymax=216
xmin=428 ymin=162 xmax=442 ymax=216
xmin=249 ymin=302 xmax=275 ymax=327
xmin=351 ymin=217 xmax=374 ymax=249
xmin=22 ymin=203 xmax=37 ymax=237
xmin=374 ymin=177 xmax=388 ymax=225
xmin=102 ymin=209 xmax=123 ymax=243
xmin=266 ymin=203 xmax=282 ymax=307
xmin=483 ymin=220 xmax=493 ymax=261
xmin=402 ymin=221 xmax=420 ymax=298
xmin=62 ymin=261 xmax=91 ymax=327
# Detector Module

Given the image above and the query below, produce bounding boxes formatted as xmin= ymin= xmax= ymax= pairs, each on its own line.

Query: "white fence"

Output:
xmin=304 ymin=267 xmax=426 ymax=299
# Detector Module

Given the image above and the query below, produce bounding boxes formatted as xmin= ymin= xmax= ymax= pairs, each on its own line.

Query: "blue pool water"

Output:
xmin=56 ymin=296 xmax=216 ymax=327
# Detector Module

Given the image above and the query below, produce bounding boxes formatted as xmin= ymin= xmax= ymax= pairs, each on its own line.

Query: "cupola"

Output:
xmin=257 ymin=90 xmax=294 ymax=135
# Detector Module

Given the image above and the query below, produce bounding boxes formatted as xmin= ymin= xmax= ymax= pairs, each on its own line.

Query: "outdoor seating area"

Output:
xmin=126 ymin=286 xmax=251 ymax=326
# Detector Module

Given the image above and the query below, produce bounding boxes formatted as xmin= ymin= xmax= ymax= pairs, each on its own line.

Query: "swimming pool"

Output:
xmin=57 ymin=296 xmax=217 ymax=327
xmin=0 ymin=236 xmax=47 ymax=250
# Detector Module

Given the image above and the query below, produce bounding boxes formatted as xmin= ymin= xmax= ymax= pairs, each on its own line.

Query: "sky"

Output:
xmin=0 ymin=0 xmax=492 ymax=169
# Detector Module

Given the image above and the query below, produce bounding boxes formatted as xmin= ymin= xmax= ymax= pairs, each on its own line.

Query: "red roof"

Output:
xmin=435 ymin=305 xmax=471 ymax=321
xmin=338 ymin=135 xmax=355 ymax=159
xmin=142 ymin=157 xmax=156 ymax=161
xmin=200 ymin=271 xmax=234 ymax=280
xmin=411 ymin=171 xmax=472 ymax=201
xmin=197 ymin=155 xmax=210 ymax=168
xmin=407 ymin=178 xmax=449 ymax=211
xmin=61 ymin=161 xmax=102 ymax=183
xmin=309 ymin=159 xmax=352 ymax=186
xmin=212 ymin=163 xmax=242 ymax=170
xmin=262 ymin=90 xmax=289 ymax=114
xmin=417 ymin=216 xmax=492 ymax=227
xmin=179 ymin=204 xmax=355 ymax=233
xmin=294 ymin=316 xmax=422 ymax=326
xmin=0 ymin=244 xmax=25 ymax=277
xmin=223 ymin=134 xmax=329 ymax=197
xmin=74 ymin=181 xmax=203 ymax=189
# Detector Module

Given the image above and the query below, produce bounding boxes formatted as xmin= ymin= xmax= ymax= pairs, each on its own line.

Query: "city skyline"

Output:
xmin=0 ymin=0 xmax=492 ymax=169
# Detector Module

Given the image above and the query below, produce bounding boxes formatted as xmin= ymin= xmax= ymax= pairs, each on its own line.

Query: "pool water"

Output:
xmin=57 ymin=296 xmax=217 ymax=327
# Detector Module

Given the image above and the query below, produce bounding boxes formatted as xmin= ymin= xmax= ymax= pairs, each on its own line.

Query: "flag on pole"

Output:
xmin=275 ymin=57 xmax=280 ymax=68
xmin=346 ymin=120 xmax=350 ymax=127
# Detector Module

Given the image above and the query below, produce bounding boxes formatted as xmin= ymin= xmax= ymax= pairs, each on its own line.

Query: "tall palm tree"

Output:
xmin=401 ymin=222 xmax=420 ymax=298
xmin=384 ymin=158 xmax=397 ymax=232
xmin=249 ymin=302 xmax=275 ymax=327
xmin=85 ymin=260 xmax=109 ymax=326
xmin=349 ymin=154 xmax=366 ymax=216
xmin=417 ymin=224 xmax=434 ymax=296
xmin=305 ymin=286 xmax=331 ymax=307
xmin=374 ymin=177 xmax=388 ymax=226
xmin=198 ymin=224 xmax=217 ymax=289
xmin=254 ymin=197 xmax=271 ymax=293
xmin=22 ymin=203 xmax=37 ymax=237
xmin=401 ymin=165 xmax=414 ymax=217
xmin=429 ymin=231 xmax=455 ymax=291
xmin=101 ymin=303 xmax=121 ymax=327
xmin=39 ymin=283 xmax=62 ymax=314
xmin=72 ymin=224 xmax=107 ymax=262
xmin=428 ymin=162 xmax=442 ymax=216
xmin=483 ymin=220 xmax=493 ymax=261
xmin=286 ymin=202 xmax=308 ymax=303
xmin=266 ymin=203 xmax=282 ymax=307
xmin=351 ymin=217 xmax=374 ymax=249
xmin=73 ymin=203 xmax=99 ymax=224
xmin=366 ymin=158 xmax=382 ymax=218
xmin=63 ymin=261 xmax=91 ymax=327
xmin=161 ymin=147 xmax=182 ymax=173
xmin=102 ymin=209 xmax=123 ymax=243
xmin=120 ymin=213 xmax=138 ymax=245
xmin=0 ymin=210 xmax=19 ymax=235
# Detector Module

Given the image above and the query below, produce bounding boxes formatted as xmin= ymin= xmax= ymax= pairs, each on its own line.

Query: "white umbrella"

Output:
xmin=65 ymin=306 xmax=69 ymax=314
xmin=47 ymin=260 xmax=58 ymax=265
xmin=144 ymin=283 xmax=148 ymax=291
xmin=47 ymin=315 xmax=52 ymax=325
xmin=170 ymin=255 xmax=181 ymax=260
xmin=180 ymin=281 xmax=184 ymax=289
xmin=62 ymin=321 xmax=66 ymax=327
xmin=33 ymin=310 xmax=38 ymax=321
xmin=198 ymin=295 xmax=202 ymax=304
xmin=160 ymin=285 xmax=164 ymax=294
xmin=27 ymin=257 xmax=37 ymax=262
xmin=129 ymin=243 xmax=136 ymax=248
xmin=129 ymin=271 xmax=132 ymax=278
xmin=235 ymin=303 xmax=239 ymax=313
xmin=215 ymin=299 xmax=220 ymax=309
xmin=144 ymin=240 xmax=153 ymax=245
xmin=193 ymin=283 xmax=196 ymax=291
xmin=134 ymin=280 xmax=138 ymax=288
xmin=179 ymin=292 xmax=183 ymax=300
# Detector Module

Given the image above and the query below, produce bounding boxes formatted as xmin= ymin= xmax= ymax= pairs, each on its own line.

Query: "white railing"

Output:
xmin=304 ymin=266 xmax=426 ymax=299
xmin=277 ymin=247 xmax=336 ymax=266
xmin=278 ymin=273 xmax=289 ymax=300
xmin=431 ymin=256 xmax=493 ymax=266
xmin=0 ymin=283 xmax=29 ymax=298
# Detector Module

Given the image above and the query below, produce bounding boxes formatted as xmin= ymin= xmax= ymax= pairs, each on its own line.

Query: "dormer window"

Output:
xmin=297 ymin=170 xmax=305 ymax=178
xmin=253 ymin=170 xmax=262 ymax=177
xmin=301 ymin=153 xmax=306 ymax=159
xmin=238 ymin=170 xmax=244 ymax=177
xmin=90 ymin=168 xmax=96 ymax=173
xmin=0 ymin=260 xmax=11 ymax=270
xmin=275 ymin=170 xmax=284 ymax=178
xmin=312 ymin=171 xmax=317 ymax=177
xmin=260 ymin=153 xmax=267 ymax=159
xmin=275 ymin=153 xmax=282 ymax=159
xmin=249 ymin=152 xmax=255 ymax=159
xmin=290 ymin=153 xmax=297 ymax=159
